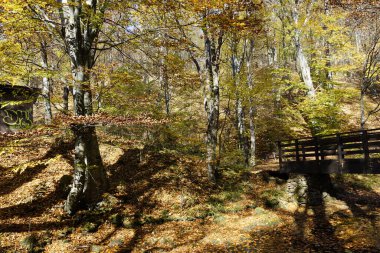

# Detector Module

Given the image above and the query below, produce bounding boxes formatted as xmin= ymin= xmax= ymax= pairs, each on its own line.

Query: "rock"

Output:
xmin=278 ymin=199 xmax=298 ymax=213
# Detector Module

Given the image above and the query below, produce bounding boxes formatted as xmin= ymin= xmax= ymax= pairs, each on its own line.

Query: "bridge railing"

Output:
xmin=278 ymin=128 xmax=380 ymax=174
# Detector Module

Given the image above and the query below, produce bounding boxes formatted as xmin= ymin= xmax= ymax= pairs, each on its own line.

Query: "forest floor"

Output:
xmin=1 ymin=131 xmax=380 ymax=252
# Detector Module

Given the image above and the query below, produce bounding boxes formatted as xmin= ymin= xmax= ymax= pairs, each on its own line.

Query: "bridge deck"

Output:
xmin=278 ymin=128 xmax=380 ymax=174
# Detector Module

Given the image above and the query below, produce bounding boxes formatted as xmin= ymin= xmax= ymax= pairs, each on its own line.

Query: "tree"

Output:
xmin=6 ymin=0 xmax=114 ymax=213
xmin=360 ymin=27 xmax=380 ymax=129
xmin=54 ymin=0 xmax=109 ymax=213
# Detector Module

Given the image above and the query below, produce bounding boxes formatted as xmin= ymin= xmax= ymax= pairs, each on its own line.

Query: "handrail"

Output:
xmin=278 ymin=128 xmax=380 ymax=174
xmin=278 ymin=128 xmax=380 ymax=143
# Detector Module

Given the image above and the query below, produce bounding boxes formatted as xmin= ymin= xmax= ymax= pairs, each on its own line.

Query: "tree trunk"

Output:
xmin=360 ymin=87 xmax=366 ymax=130
xmin=65 ymin=126 xmax=86 ymax=213
xmin=63 ymin=86 xmax=70 ymax=112
xmin=324 ymin=0 xmax=333 ymax=86
xmin=159 ymin=41 xmax=170 ymax=116
xmin=40 ymin=40 xmax=52 ymax=124
xmin=204 ymin=30 xmax=222 ymax=182
xmin=205 ymin=66 xmax=220 ymax=182
xmin=246 ymin=39 xmax=257 ymax=167
xmin=292 ymin=2 xmax=316 ymax=98
xmin=231 ymin=38 xmax=249 ymax=165
xmin=248 ymin=104 xmax=256 ymax=167
xmin=64 ymin=66 xmax=108 ymax=214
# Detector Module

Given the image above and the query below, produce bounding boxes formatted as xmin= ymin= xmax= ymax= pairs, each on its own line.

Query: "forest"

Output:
xmin=0 ymin=0 xmax=380 ymax=252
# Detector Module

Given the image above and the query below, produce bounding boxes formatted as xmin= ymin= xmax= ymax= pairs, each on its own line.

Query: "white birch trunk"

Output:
xmin=40 ymin=40 xmax=53 ymax=124
xmin=245 ymin=39 xmax=256 ymax=167
xmin=292 ymin=1 xmax=316 ymax=98
xmin=231 ymin=37 xmax=249 ymax=165
xmin=203 ymin=28 xmax=222 ymax=182
xmin=158 ymin=35 xmax=170 ymax=116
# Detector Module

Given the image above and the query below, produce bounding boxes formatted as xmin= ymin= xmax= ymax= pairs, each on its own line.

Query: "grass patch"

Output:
xmin=260 ymin=188 xmax=285 ymax=209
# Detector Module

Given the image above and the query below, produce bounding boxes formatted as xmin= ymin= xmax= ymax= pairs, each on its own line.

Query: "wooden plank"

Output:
xmin=298 ymin=139 xmax=315 ymax=146
xmin=367 ymin=140 xmax=380 ymax=147
xmin=279 ymin=142 xmax=296 ymax=148
xmin=367 ymin=132 xmax=380 ymax=141
xmin=343 ymin=142 xmax=363 ymax=149
xmin=318 ymin=137 xmax=338 ymax=145
xmin=337 ymin=134 xmax=344 ymax=171
xmin=283 ymin=154 xmax=297 ymax=158
xmin=287 ymin=146 xmax=317 ymax=152
xmin=321 ymin=150 xmax=337 ymax=155
xmin=340 ymin=135 xmax=362 ymax=143
xmin=317 ymin=144 xmax=337 ymax=150
xmin=280 ymin=159 xmax=380 ymax=174
xmin=343 ymin=150 xmax=365 ymax=155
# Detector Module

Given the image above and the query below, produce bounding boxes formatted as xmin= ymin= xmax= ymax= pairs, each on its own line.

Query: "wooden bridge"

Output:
xmin=278 ymin=128 xmax=380 ymax=174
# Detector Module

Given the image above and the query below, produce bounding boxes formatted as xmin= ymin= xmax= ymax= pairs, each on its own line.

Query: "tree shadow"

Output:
xmin=103 ymin=148 xmax=214 ymax=251
xmin=258 ymin=174 xmax=346 ymax=252
xmin=290 ymin=174 xmax=380 ymax=252
xmin=305 ymin=175 xmax=345 ymax=252
xmin=0 ymin=183 xmax=62 ymax=222
xmin=0 ymin=140 xmax=74 ymax=230
xmin=325 ymin=175 xmax=380 ymax=251
xmin=0 ymin=139 xmax=73 ymax=196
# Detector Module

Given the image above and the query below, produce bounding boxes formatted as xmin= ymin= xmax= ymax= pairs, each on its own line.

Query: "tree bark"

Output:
xmin=158 ymin=37 xmax=170 ymax=116
xmin=245 ymin=39 xmax=256 ymax=167
xmin=231 ymin=37 xmax=249 ymax=165
xmin=58 ymin=0 xmax=108 ymax=214
xmin=323 ymin=0 xmax=333 ymax=86
xmin=203 ymin=27 xmax=223 ymax=182
xmin=40 ymin=40 xmax=52 ymax=124
xmin=292 ymin=0 xmax=316 ymax=98
xmin=360 ymin=88 xmax=365 ymax=130
xmin=63 ymin=86 xmax=70 ymax=112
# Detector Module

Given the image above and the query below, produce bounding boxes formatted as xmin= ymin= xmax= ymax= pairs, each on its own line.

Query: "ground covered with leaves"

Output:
xmin=1 ymin=130 xmax=380 ymax=252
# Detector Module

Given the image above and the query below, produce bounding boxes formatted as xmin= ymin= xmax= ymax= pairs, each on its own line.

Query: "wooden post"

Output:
xmin=302 ymin=144 xmax=306 ymax=161
xmin=278 ymin=141 xmax=282 ymax=170
xmin=295 ymin=139 xmax=300 ymax=162
xmin=337 ymin=134 xmax=344 ymax=172
xmin=314 ymin=137 xmax=319 ymax=161
xmin=362 ymin=130 xmax=370 ymax=172
xmin=320 ymin=138 xmax=325 ymax=160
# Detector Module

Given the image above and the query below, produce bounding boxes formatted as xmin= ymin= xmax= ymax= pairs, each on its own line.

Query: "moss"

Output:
xmin=81 ymin=222 xmax=99 ymax=233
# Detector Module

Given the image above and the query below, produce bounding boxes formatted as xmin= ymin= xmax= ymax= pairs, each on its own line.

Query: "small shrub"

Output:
xmin=109 ymin=213 xmax=123 ymax=227
xmin=21 ymin=233 xmax=40 ymax=253
xmin=260 ymin=189 xmax=285 ymax=209
xmin=82 ymin=222 xmax=99 ymax=233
